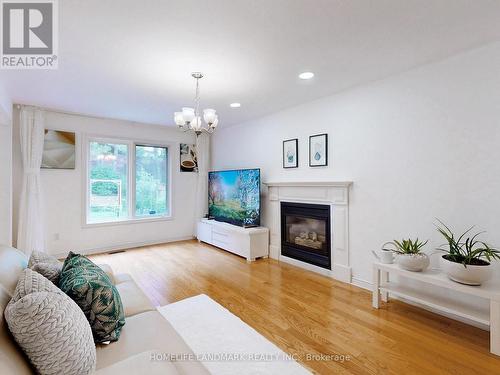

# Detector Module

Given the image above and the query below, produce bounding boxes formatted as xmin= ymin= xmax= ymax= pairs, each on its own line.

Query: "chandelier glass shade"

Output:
xmin=174 ymin=73 xmax=218 ymax=136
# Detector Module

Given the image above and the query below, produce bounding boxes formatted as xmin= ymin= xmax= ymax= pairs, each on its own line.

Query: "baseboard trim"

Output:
xmin=269 ymin=244 xmax=280 ymax=260
xmin=52 ymin=235 xmax=195 ymax=259
xmin=277 ymin=255 xmax=353 ymax=283
xmin=351 ymin=276 xmax=372 ymax=291
xmin=332 ymin=263 xmax=352 ymax=283
xmin=279 ymin=255 xmax=333 ymax=277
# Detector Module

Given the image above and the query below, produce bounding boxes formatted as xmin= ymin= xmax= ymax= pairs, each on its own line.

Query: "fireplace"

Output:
xmin=280 ymin=202 xmax=331 ymax=269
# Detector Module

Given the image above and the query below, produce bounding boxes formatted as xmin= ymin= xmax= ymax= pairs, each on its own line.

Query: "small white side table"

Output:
xmin=372 ymin=262 xmax=500 ymax=356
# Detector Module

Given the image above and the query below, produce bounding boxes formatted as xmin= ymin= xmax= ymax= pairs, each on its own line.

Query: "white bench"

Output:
xmin=372 ymin=262 xmax=500 ymax=356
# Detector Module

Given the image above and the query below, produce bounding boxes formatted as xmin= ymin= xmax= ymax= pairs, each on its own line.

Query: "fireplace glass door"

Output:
xmin=280 ymin=202 xmax=331 ymax=269
xmin=284 ymin=216 xmax=328 ymax=256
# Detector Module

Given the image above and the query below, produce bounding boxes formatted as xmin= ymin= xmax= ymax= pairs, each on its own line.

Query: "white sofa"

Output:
xmin=0 ymin=245 xmax=209 ymax=374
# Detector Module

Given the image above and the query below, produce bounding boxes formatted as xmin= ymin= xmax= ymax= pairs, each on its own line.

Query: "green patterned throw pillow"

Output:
xmin=59 ymin=252 xmax=125 ymax=343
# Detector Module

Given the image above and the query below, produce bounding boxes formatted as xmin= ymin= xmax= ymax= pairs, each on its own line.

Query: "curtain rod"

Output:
xmin=14 ymin=103 xmax=168 ymax=127
xmin=15 ymin=103 xmax=97 ymax=119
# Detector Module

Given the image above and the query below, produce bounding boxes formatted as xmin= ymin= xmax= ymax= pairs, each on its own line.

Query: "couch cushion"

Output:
xmin=94 ymin=351 xmax=180 ymax=375
xmin=59 ymin=252 xmax=126 ymax=343
xmin=114 ymin=273 xmax=154 ymax=317
xmin=0 ymin=247 xmax=32 ymax=374
xmin=0 ymin=286 xmax=33 ymax=375
xmin=95 ymin=311 xmax=209 ymax=375
xmin=0 ymin=246 xmax=28 ymax=295
xmin=5 ymin=269 xmax=96 ymax=375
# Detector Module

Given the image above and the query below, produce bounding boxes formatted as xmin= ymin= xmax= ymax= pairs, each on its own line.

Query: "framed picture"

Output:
xmin=309 ymin=133 xmax=328 ymax=167
xmin=283 ymin=138 xmax=298 ymax=168
xmin=41 ymin=130 xmax=76 ymax=169
xmin=180 ymin=143 xmax=198 ymax=172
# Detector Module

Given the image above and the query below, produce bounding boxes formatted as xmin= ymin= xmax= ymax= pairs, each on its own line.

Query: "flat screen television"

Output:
xmin=208 ymin=168 xmax=260 ymax=227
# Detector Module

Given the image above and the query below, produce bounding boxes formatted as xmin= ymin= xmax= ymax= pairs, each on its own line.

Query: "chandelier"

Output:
xmin=174 ymin=72 xmax=218 ymax=136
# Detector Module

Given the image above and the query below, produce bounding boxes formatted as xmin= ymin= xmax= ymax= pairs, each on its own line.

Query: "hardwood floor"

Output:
xmin=91 ymin=240 xmax=500 ymax=375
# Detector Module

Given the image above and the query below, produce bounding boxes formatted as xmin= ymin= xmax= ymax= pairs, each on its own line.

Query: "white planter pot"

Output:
xmin=441 ymin=256 xmax=493 ymax=286
xmin=396 ymin=253 xmax=430 ymax=272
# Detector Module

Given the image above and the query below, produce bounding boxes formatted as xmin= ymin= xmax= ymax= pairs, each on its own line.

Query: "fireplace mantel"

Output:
xmin=263 ymin=181 xmax=353 ymax=283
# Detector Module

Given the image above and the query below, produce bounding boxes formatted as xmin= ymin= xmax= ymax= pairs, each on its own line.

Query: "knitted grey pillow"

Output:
xmin=11 ymin=268 xmax=65 ymax=302
xmin=31 ymin=262 xmax=62 ymax=285
xmin=28 ymin=251 xmax=63 ymax=284
xmin=5 ymin=269 xmax=96 ymax=375
xmin=27 ymin=250 xmax=60 ymax=268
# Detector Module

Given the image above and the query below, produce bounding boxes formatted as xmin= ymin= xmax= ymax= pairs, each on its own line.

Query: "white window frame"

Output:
xmin=82 ymin=135 xmax=173 ymax=227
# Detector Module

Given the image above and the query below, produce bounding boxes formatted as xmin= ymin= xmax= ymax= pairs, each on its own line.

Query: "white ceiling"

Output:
xmin=2 ymin=0 xmax=500 ymax=127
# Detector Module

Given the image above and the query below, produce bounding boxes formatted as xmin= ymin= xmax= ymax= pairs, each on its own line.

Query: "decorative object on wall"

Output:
xmin=309 ymin=133 xmax=328 ymax=167
xmin=180 ymin=143 xmax=198 ymax=172
xmin=174 ymin=72 xmax=218 ymax=136
xmin=283 ymin=138 xmax=298 ymax=168
xmin=41 ymin=130 xmax=76 ymax=169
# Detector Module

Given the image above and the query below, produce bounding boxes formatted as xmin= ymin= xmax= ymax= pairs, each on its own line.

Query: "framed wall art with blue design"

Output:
xmin=309 ymin=134 xmax=328 ymax=167
xmin=283 ymin=138 xmax=298 ymax=169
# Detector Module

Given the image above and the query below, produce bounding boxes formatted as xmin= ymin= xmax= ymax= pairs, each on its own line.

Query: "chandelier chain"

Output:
xmin=195 ymin=77 xmax=200 ymax=119
xmin=174 ymin=72 xmax=217 ymax=136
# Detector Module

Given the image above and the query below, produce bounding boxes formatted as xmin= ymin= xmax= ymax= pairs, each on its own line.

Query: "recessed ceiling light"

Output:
xmin=299 ymin=72 xmax=314 ymax=80
xmin=230 ymin=103 xmax=241 ymax=108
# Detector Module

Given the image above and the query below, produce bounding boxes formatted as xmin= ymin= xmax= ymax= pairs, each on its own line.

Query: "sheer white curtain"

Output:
xmin=195 ymin=133 xmax=210 ymax=227
xmin=17 ymin=107 xmax=46 ymax=255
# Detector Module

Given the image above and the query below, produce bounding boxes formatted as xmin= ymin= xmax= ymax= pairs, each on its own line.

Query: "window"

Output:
xmin=135 ymin=145 xmax=168 ymax=217
xmin=88 ymin=141 xmax=128 ymax=223
xmin=86 ymin=139 xmax=169 ymax=224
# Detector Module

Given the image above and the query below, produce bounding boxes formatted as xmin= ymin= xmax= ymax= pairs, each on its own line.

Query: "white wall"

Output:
xmin=12 ymin=108 xmax=198 ymax=256
xmin=212 ymin=42 xmax=500 ymax=288
xmin=0 ymin=86 xmax=12 ymax=246
xmin=0 ymin=83 xmax=12 ymax=123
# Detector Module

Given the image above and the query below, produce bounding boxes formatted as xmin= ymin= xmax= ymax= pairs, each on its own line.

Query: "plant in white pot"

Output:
xmin=382 ymin=238 xmax=430 ymax=272
xmin=436 ymin=220 xmax=500 ymax=286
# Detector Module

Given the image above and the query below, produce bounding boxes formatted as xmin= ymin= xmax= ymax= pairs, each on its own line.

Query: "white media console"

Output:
xmin=197 ymin=219 xmax=269 ymax=262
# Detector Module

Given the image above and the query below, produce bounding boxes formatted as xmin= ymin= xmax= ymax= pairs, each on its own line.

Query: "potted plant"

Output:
xmin=436 ymin=220 xmax=500 ymax=285
xmin=382 ymin=238 xmax=430 ymax=272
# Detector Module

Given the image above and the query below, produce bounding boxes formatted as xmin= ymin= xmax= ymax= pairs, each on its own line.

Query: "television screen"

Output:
xmin=208 ymin=169 xmax=260 ymax=227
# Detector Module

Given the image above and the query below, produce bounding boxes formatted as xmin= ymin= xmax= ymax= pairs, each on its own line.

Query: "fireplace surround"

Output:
xmin=264 ymin=181 xmax=352 ymax=282
xmin=281 ymin=202 xmax=331 ymax=269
